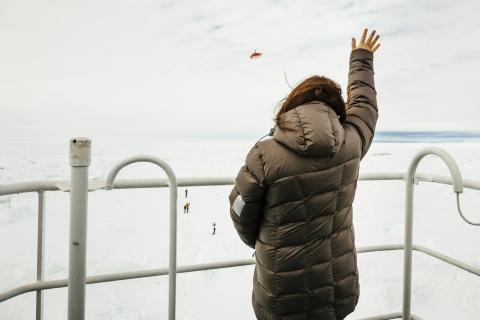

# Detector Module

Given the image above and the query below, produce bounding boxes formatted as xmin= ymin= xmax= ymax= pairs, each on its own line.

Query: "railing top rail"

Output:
xmin=1 ymin=172 xmax=480 ymax=196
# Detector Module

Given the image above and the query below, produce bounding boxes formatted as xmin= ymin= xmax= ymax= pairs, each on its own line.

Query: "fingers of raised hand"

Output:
xmin=370 ymin=34 xmax=380 ymax=47
xmin=368 ymin=31 xmax=380 ymax=52
xmin=366 ymin=30 xmax=376 ymax=45
xmin=360 ymin=28 xmax=367 ymax=44
xmin=354 ymin=28 xmax=381 ymax=53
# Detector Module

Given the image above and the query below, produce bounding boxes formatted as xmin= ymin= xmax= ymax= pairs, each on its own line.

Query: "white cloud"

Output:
xmin=0 ymin=0 xmax=479 ymax=136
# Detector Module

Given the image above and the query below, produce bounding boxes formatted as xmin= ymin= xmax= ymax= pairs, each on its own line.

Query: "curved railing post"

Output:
xmin=68 ymin=138 xmax=91 ymax=320
xmin=105 ymin=155 xmax=178 ymax=320
xmin=402 ymin=147 xmax=463 ymax=320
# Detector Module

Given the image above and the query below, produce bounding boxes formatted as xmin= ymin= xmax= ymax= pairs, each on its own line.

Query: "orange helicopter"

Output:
xmin=249 ymin=49 xmax=263 ymax=60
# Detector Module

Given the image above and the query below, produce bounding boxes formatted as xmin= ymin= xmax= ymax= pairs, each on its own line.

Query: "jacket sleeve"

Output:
xmin=345 ymin=48 xmax=378 ymax=160
xmin=229 ymin=145 xmax=266 ymax=249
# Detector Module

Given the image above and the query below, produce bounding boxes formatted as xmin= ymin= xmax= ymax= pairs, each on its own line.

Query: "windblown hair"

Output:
xmin=275 ymin=75 xmax=346 ymax=130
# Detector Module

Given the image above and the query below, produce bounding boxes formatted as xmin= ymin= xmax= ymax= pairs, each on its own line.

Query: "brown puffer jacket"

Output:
xmin=229 ymin=48 xmax=377 ymax=320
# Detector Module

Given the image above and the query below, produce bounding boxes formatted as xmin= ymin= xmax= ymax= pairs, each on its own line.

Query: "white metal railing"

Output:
xmin=0 ymin=138 xmax=479 ymax=320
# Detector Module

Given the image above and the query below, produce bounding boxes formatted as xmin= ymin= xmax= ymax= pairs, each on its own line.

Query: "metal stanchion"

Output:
xmin=67 ymin=138 xmax=91 ymax=320
xmin=36 ymin=191 xmax=45 ymax=320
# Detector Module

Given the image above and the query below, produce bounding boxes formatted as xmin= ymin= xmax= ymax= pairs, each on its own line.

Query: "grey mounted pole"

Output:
xmin=402 ymin=146 xmax=463 ymax=320
xmin=67 ymin=138 xmax=91 ymax=320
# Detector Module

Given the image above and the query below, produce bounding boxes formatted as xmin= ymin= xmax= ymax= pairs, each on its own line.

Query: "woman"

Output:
xmin=229 ymin=28 xmax=380 ymax=320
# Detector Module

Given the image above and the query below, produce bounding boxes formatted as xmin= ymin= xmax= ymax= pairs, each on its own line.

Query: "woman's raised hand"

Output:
xmin=352 ymin=28 xmax=380 ymax=53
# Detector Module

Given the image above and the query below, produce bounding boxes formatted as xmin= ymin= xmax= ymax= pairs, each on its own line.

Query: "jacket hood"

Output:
xmin=273 ymin=101 xmax=345 ymax=157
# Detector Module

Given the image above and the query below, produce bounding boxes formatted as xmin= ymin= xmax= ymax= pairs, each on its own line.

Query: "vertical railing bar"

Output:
xmin=403 ymin=169 xmax=414 ymax=319
xmin=36 ymin=191 xmax=45 ymax=320
xmin=67 ymin=138 xmax=91 ymax=320
xmin=168 ymin=178 xmax=177 ymax=320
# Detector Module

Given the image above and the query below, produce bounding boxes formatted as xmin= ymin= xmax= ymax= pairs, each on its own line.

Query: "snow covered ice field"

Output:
xmin=1 ymin=133 xmax=479 ymax=319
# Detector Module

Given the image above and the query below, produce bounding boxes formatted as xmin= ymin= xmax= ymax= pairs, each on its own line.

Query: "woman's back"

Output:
xmin=229 ymin=30 xmax=379 ymax=320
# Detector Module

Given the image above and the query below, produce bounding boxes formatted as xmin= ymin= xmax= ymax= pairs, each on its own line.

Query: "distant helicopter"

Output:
xmin=249 ymin=49 xmax=263 ymax=60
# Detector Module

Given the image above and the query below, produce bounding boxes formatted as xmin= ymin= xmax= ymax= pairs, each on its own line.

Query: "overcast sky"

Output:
xmin=1 ymin=0 xmax=479 ymax=138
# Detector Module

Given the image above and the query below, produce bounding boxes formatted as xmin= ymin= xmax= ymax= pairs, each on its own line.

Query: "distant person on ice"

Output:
xmin=229 ymin=28 xmax=380 ymax=320
xmin=183 ymin=203 xmax=188 ymax=214
xmin=186 ymin=202 xmax=190 ymax=213
xmin=185 ymin=188 xmax=188 ymax=198
xmin=212 ymin=222 xmax=216 ymax=235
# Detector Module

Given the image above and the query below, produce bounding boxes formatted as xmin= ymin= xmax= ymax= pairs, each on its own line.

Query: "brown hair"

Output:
xmin=275 ymin=75 xmax=346 ymax=130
